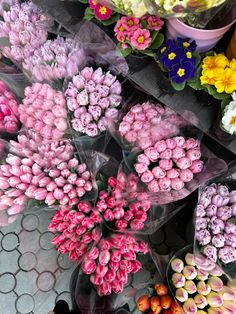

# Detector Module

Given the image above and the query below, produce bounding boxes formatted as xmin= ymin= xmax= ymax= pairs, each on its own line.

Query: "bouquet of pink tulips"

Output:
xmin=0 ymin=1 xmax=53 ymax=65
xmin=81 ymin=233 xmax=149 ymax=296
xmin=65 ymin=66 xmax=122 ymax=137
xmin=0 ymin=79 xmax=20 ymax=134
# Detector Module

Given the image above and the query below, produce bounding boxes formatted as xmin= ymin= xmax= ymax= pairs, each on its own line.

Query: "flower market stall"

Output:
xmin=0 ymin=0 xmax=235 ymax=313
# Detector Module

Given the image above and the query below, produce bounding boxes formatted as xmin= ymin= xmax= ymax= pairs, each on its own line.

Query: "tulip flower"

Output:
xmin=160 ymin=295 xmax=172 ymax=309
xmin=137 ymin=295 xmax=150 ymax=312
xmin=207 ymin=307 xmax=224 ymax=314
xmin=207 ymin=291 xmax=223 ymax=307
xmin=222 ymin=300 xmax=236 ymax=312
xmin=197 ymin=281 xmax=211 ymax=296
xmin=150 ymin=296 xmax=162 ymax=314
xmin=172 ymin=273 xmax=186 ymax=288
xmin=184 ymin=280 xmax=197 ymax=294
xmin=171 ymin=258 xmax=184 ymax=273
xmin=170 ymin=301 xmax=184 ymax=314
xmin=207 ymin=277 xmax=223 ymax=292
xmin=219 ymin=286 xmax=236 ymax=300
xmin=175 ymin=288 xmax=188 ymax=302
xmin=183 ymin=298 xmax=198 ymax=314
xmin=194 ymin=294 xmax=208 ymax=309
xmin=185 ymin=253 xmax=196 ymax=266
xmin=154 ymin=283 xmax=168 ymax=296
xmin=183 ymin=266 xmax=197 ymax=280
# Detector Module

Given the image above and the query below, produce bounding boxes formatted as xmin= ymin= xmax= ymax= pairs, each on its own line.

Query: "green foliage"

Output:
xmin=101 ymin=12 xmax=120 ymax=25
xmin=171 ymin=80 xmax=186 ymax=91
xmin=78 ymin=0 xmax=88 ymax=3
xmin=117 ymin=42 xmax=132 ymax=57
xmin=84 ymin=7 xmax=94 ymax=21
xmin=149 ymin=33 xmax=164 ymax=50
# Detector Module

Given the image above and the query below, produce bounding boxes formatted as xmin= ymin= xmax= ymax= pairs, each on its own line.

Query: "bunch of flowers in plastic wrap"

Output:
xmin=114 ymin=15 xmax=164 ymax=56
xmin=95 ymin=174 xmax=151 ymax=231
xmin=157 ymin=38 xmax=199 ymax=90
xmin=195 ymin=183 xmax=236 ymax=265
xmin=146 ymin=0 xmax=226 ymax=17
xmin=48 ymin=203 xmax=102 ymax=262
xmin=18 ymin=83 xmax=68 ymax=141
xmin=170 ymin=251 xmax=236 ymax=314
xmin=81 ymin=233 xmax=149 ymax=296
xmin=221 ymin=92 xmax=236 ymax=135
xmin=23 ymin=37 xmax=85 ymax=82
xmin=118 ymin=101 xmax=192 ymax=150
xmin=199 ymin=54 xmax=236 ymax=100
xmin=65 ymin=66 xmax=122 ymax=137
xmin=134 ymin=136 xmax=203 ymax=193
xmin=0 ymin=1 xmax=53 ymax=63
xmin=0 ymin=79 xmax=20 ymax=134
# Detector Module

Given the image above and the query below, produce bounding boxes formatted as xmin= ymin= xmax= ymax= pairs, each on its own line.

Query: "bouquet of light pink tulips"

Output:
xmin=0 ymin=1 xmax=53 ymax=65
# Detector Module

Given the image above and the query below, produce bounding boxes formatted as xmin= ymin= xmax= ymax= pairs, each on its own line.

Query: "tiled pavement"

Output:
xmin=0 ymin=205 xmax=188 ymax=314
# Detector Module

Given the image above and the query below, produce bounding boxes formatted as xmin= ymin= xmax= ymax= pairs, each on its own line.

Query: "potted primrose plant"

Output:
xmin=155 ymin=37 xmax=201 ymax=94
xmin=114 ymin=15 xmax=164 ymax=73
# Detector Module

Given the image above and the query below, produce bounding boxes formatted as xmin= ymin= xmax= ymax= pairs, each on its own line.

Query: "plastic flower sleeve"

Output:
xmin=94 ymin=158 xmax=185 ymax=234
xmin=144 ymin=0 xmax=227 ymax=18
xmin=75 ymin=20 xmax=129 ymax=77
xmin=194 ymin=161 xmax=236 ymax=280
xmin=122 ymin=137 xmax=227 ymax=205
xmin=0 ymin=72 xmax=29 ymax=98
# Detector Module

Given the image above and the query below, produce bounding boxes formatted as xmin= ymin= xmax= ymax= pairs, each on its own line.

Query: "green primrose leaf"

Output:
xmin=78 ymin=0 xmax=88 ymax=3
xmin=205 ymin=85 xmax=231 ymax=100
xmin=117 ymin=43 xmax=132 ymax=57
xmin=84 ymin=7 xmax=94 ymax=20
xmin=101 ymin=13 xmax=120 ymax=25
xmin=221 ymin=98 xmax=230 ymax=111
xmin=149 ymin=33 xmax=164 ymax=50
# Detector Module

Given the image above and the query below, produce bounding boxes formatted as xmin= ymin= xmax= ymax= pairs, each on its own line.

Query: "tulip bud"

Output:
xmin=183 ymin=298 xmax=198 ymax=314
xmin=197 ymin=281 xmax=211 ymax=296
xmin=219 ymin=286 xmax=235 ymax=300
xmin=82 ymin=259 xmax=96 ymax=275
xmin=183 ymin=266 xmax=197 ymax=280
xmin=34 ymin=188 xmax=47 ymax=201
xmin=150 ymin=296 xmax=162 ymax=314
xmin=176 ymin=287 xmax=188 ymax=302
xmin=99 ymin=250 xmax=110 ymax=266
xmin=8 ymin=204 xmax=23 ymax=215
xmin=197 ymin=269 xmax=208 ymax=281
xmin=111 ymin=279 xmax=123 ymax=294
xmin=207 ymin=277 xmax=223 ymax=292
xmin=185 ymin=253 xmax=196 ymax=266
xmin=185 ymin=280 xmax=197 ymax=294
xmin=207 ymin=292 xmax=223 ymax=307
xmin=194 ymin=294 xmax=208 ymax=309
xmin=96 ymin=264 xmax=108 ymax=277
xmin=161 ymin=295 xmax=172 ymax=310
xmin=172 ymin=273 xmax=186 ymax=288
xmin=87 ymin=247 xmax=99 ymax=260
xmin=171 ymin=258 xmax=184 ymax=273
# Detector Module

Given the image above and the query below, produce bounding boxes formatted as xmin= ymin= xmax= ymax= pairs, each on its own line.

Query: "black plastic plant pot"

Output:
xmin=212 ymin=113 xmax=236 ymax=142
xmin=126 ymin=53 xmax=150 ymax=74
xmin=194 ymin=89 xmax=216 ymax=106
xmin=155 ymin=65 xmax=175 ymax=95
xmin=63 ymin=1 xmax=87 ymax=18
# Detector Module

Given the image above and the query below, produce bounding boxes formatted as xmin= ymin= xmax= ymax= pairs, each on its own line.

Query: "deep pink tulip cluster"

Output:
xmin=48 ymin=203 xmax=102 ymax=262
xmin=0 ymin=1 xmax=52 ymax=63
xmin=65 ymin=66 xmax=122 ymax=137
xmin=81 ymin=233 xmax=149 ymax=296
xmin=23 ymin=36 xmax=85 ymax=82
xmin=10 ymin=130 xmax=74 ymax=170
xmin=0 ymin=79 xmax=19 ymax=133
xmin=134 ymin=136 xmax=204 ymax=193
xmin=18 ymin=83 xmax=68 ymax=141
xmin=196 ymin=183 xmax=236 ymax=265
xmin=119 ymin=102 xmax=190 ymax=150
xmin=95 ymin=175 xmax=151 ymax=231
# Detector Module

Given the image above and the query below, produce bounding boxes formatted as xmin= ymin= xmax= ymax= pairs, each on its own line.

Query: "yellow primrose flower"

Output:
xmin=202 ymin=54 xmax=229 ymax=75
xmin=215 ymin=68 xmax=236 ymax=94
xmin=229 ymin=58 xmax=236 ymax=71
xmin=200 ymin=68 xmax=224 ymax=86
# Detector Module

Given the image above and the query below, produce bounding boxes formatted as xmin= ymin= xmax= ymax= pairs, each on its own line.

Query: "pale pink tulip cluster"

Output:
xmin=119 ymin=102 xmax=190 ymax=150
xmin=65 ymin=66 xmax=122 ymax=137
xmin=0 ymin=1 xmax=52 ymax=63
xmin=196 ymin=183 xmax=236 ymax=265
xmin=48 ymin=203 xmax=102 ymax=262
xmin=18 ymin=83 xmax=68 ymax=141
xmin=0 ymin=79 xmax=19 ymax=133
xmin=10 ymin=130 xmax=74 ymax=170
xmin=23 ymin=36 xmax=85 ymax=82
xmin=95 ymin=175 xmax=151 ymax=231
xmin=134 ymin=136 xmax=204 ymax=193
xmin=81 ymin=233 xmax=149 ymax=296
xmin=170 ymin=252 xmax=236 ymax=314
